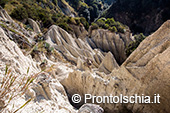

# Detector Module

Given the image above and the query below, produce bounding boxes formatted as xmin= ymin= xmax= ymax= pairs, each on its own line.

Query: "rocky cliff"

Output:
xmin=0 ymin=7 xmax=169 ymax=113
xmin=61 ymin=20 xmax=170 ymax=113
xmin=88 ymin=28 xmax=132 ymax=64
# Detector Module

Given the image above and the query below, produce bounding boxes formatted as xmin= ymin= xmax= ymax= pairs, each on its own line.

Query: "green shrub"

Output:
xmin=37 ymin=9 xmax=53 ymax=26
xmin=53 ymin=0 xmax=58 ymax=5
xmin=117 ymin=25 xmax=125 ymax=33
xmin=58 ymin=23 xmax=73 ymax=32
xmin=99 ymin=17 xmax=106 ymax=22
xmin=74 ymin=17 xmax=81 ymax=25
xmin=134 ymin=33 xmax=146 ymax=42
xmin=105 ymin=18 xmax=115 ymax=26
xmin=96 ymin=18 xmax=105 ymax=28
xmin=67 ymin=17 xmax=77 ymax=24
xmin=125 ymin=33 xmax=146 ymax=56
xmin=109 ymin=26 xmax=117 ymax=32
xmin=44 ymin=42 xmax=50 ymax=49
xmin=103 ymin=24 xmax=109 ymax=29
xmin=80 ymin=17 xmax=89 ymax=30
xmin=94 ymin=17 xmax=128 ymax=33
xmin=11 ymin=6 xmax=28 ymax=20
xmin=91 ymin=22 xmax=99 ymax=30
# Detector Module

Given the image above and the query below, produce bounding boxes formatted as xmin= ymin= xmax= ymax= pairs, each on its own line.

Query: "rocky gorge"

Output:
xmin=0 ymin=6 xmax=170 ymax=113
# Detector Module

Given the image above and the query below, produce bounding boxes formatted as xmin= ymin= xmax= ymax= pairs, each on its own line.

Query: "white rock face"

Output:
xmin=23 ymin=72 xmax=76 ymax=113
xmin=59 ymin=20 xmax=170 ymax=113
xmin=0 ymin=27 xmax=39 ymax=75
xmin=0 ymin=6 xmax=13 ymax=22
xmin=98 ymin=52 xmax=119 ymax=74
xmin=123 ymin=20 xmax=170 ymax=113
xmin=45 ymin=25 xmax=119 ymax=72
xmin=28 ymin=18 xmax=42 ymax=34
xmin=88 ymin=29 xmax=133 ymax=64
xmin=0 ymin=27 xmax=76 ymax=113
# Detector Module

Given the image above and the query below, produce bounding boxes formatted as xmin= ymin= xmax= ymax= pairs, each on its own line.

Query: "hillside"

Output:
xmin=0 ymin=0 xmax=170 ymax=113
xmin=0 ymin=6 xmax=169 ymax=113
xmin=66 ymin=0 xmax=109 ymax=22
xmin=103 ymin=0 xmax=170 ymax=34
xmin=1 ymin=0 xmax=135 ymax=64
xmin=0 ymin=0 xmax=90 ymax=35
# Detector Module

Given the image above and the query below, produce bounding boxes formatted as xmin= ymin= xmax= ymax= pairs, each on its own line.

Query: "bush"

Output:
xmin=103 ymin=24 xmax=109 ymax=29
xmin=74 ymin=17 xmax=81 ymax=25
xmin=96 ymin=18 xmax=105 ymax=28
xmin=44 ymin=42 xmax=50 ymax=49
xmin=10 ymin=2 xmax=54 ymax=28
xmin=80 ymin=17 xmax=89 ymax=30
xmin=11 ymin=6 xmax=28 ymax=20
xmin=109 ymin=26 xmax=117 ymax=32
xmin=93 ymin=17 xmax=128 ymax=33
xmin=99 ymin=17 xmax=106 ymax=22
xmin=117 ymin=25 xmax=125 ymax=33
xmin=134 ymin=33 xmax=146 ymax=43
xmin=125 ymin=33 xmax=146 ymax=56
xmin=105 ymin=18 xmax=115 ymax=26
xmin=91 ymin=23 xmax=99 ymax=30
xmin=67 ymin=17 xmax=77 ymax=24
xmin=58 ymin=23 xmax=73 ymax=32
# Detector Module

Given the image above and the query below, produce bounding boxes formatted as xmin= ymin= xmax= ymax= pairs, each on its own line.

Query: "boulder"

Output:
xmin=78 ymin=104 xmax=104 ymax=113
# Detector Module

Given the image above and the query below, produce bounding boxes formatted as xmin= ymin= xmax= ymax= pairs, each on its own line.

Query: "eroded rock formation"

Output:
xmin=0 ymin=7 xmax=169 ymax=113
xmin=59 ymin=20 xmax=170 ymax=113
xmin=0 ymin=6 xmax=13 ymax=22
xmin=28 ymin=18 xmax=42 ymax=35
xmin=0 ymin=26 xmax=76 ymax=112
xmin=45 ymin=25 xmax=119 ymax=72
xmin=88 ymin=28 xmax=133 ymax=64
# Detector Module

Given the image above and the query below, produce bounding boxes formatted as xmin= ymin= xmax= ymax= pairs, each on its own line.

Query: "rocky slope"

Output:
xmin=0 ymin=7 xmax=169 ymax=113
xmin=0 ymin=8 xmax=77 ymax=113
xmin=61 ymin=20 xmax=170 ymax=113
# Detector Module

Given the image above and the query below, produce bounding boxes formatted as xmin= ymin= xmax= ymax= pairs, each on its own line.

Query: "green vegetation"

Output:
xmin=80 ymin=17 xmax=89 ymax=30
xmin=2 ymin=0 xmax=89 ymax=33
xmin=91 ymin=22 xmax=99 ymax=30
xmin=93 ymin=17 xmax=127 ymax=33
xmin=108 ymin=26 xmax=117 ymax=32
xmin=58 ymin=23 xmax=73 ymax=32
xmin=66 ymin=0 xmax=109 ymax=22
xmin=125 ymin=33 xmax=146 ymax=56
xmin=1 ymin=0 xmax=127 ymax=34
